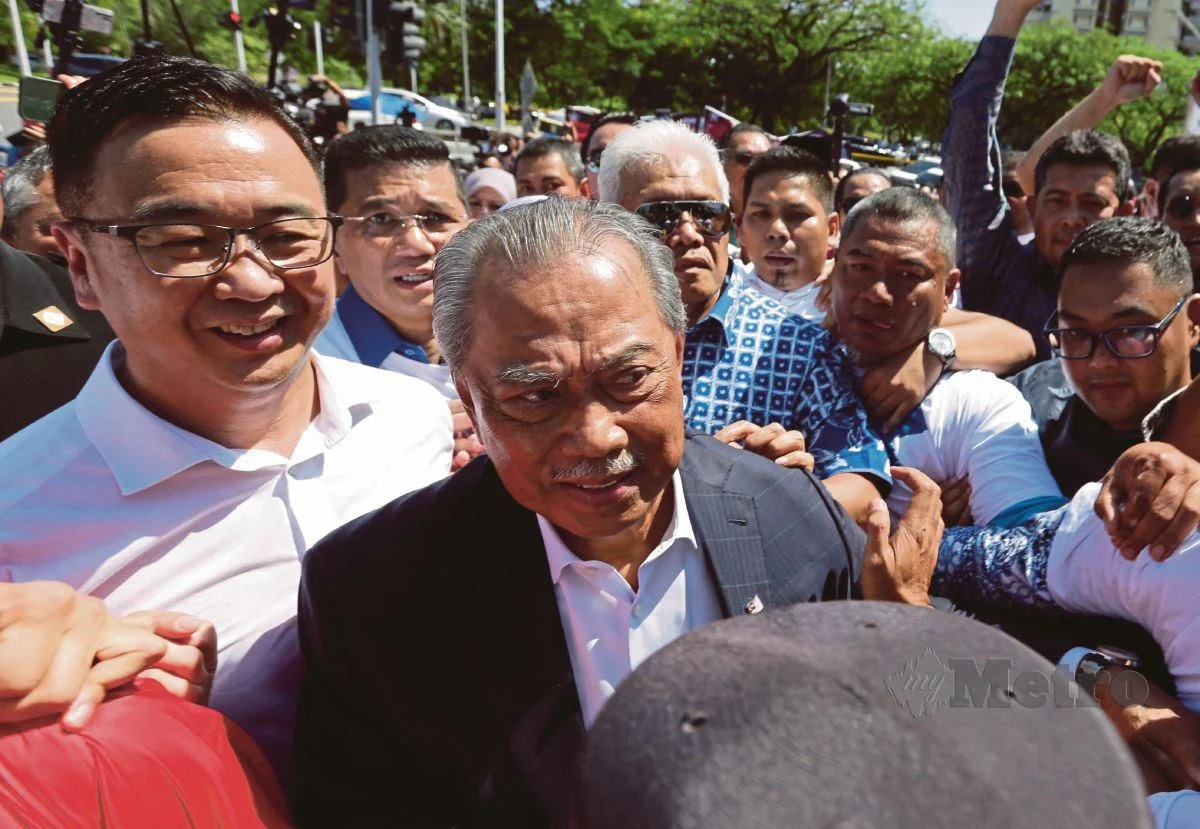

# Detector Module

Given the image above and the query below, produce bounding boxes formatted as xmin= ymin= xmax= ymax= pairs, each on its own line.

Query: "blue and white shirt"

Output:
xmin=681 ymin=271 xmax=890 ymax=486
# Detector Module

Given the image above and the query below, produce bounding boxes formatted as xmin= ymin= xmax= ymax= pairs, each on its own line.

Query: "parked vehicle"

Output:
xmin=345 ymin=88 xmax=471 ymax=133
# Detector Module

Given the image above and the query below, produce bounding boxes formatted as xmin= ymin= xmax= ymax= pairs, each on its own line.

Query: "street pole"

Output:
xmin=410 ymin=63 xmax=417 ymax=93
xmin=495 ymin=0 xmax=504 ymax=133
xmin=823 ymin=58 xmax=832 ymax=122
xmin=6 ymin=0 xmax=30 ymax=76
xmin=231 ymin=0 xmax=247 ymax=74
xmin=367 ymin=0 xmax=382 ymax=125
xmin=314 ymin=20 xmax=324 ymax=76
xmin=460 ymin=0 xmax=470 ymax=108
xmin=42 ymin=39 xmax=52 ymax=73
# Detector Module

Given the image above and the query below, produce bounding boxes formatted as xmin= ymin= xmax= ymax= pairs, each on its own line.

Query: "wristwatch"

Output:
xmin=926 ymin=327 xmax=957 ymax=372
xmin=1058 ymin=646 xmax=1141 ymax=698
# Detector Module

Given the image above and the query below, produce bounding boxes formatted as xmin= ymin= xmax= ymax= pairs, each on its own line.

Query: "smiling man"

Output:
xmin=0 ymin=56 xmax=452 ymax=777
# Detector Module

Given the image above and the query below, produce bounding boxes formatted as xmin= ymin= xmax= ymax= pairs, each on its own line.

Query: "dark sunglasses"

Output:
xmin=634 ymin=200 xmax=732 ymax=239
xmin=586 ymin=148 xmax=604 ymax=174
xmin=1044 ymin=295 xmax=1190 ymax=360
xmin=840 ymin=197 xmax=864 ymax=215
xmin=720 ymin=149 xmax=762 ymax=167
xmin=1166 ymin=192 xmax=1200 ymax=222
xmin=1002 ymin=179 xmax=1026 ymax=199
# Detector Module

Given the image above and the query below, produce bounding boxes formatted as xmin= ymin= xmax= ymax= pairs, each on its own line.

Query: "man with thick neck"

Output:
xmin=0 ymin=55 xmax=452 ymax=776
xmin=294 ymin=198 xmax=942 ymax=826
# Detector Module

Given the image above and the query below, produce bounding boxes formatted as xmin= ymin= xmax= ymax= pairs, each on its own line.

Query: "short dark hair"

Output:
xmin=841 ymin=187 xmax=957 ymax=269
xmin=743 ymin=147 xmax=833 ymax=213
xmin=1034 ymin=130 xmax=1133 ymax=203
xmin=515 ymin=137 xmax=585 ymax=184
xmin=719 ymin=122 xmax=769 ymax=151
xmin=580 ymin=111 xmax=639 ymax=164
xmin=834 ymin=167 xmax=891 ymax=211
xmin=48 ymin=54 xmax=317 ymax=217
xmin=322 ymin=125 xmax=460 ymax=211
xmin=1059 ymin=216 xmax=1192 ymax=295
xmin=1150 ymin=135 xmax=1200 ymax=181
xmin=1159 ymin=155 xmax=1200 ymax=215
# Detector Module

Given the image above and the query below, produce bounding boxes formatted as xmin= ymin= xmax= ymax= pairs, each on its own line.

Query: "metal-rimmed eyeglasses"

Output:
xmin=340 ymin=210 xmax=465 ymax=241
xmin=76 ymin=217 xmax=342 ymax=278
xmin=1044 ymin=295 xmax=1190 ymax=360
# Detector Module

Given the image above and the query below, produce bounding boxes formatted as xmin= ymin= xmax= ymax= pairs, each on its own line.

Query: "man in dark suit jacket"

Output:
xmin=0 ymin=240 xmax=113 ymax=440
xmin=294 ymin=198 xmax=941 ymax=828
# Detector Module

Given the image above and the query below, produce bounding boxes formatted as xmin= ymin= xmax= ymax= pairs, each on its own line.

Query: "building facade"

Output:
xmin=1027 ymin=0 xmax=1200 ymax=55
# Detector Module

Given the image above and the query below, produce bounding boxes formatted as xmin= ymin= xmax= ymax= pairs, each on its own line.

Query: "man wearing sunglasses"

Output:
xmin=0 ymin=55 xmax=453 ymax=778
xmin=600 ymin=120 xmax=891 ymax=522
xmin=834 ymin=167 xmax=891 ymax=220
xmin=1012 ymin=218 xmax=1199 ymax=497
xmin=719 ymin=123 xmax=772 ymax=226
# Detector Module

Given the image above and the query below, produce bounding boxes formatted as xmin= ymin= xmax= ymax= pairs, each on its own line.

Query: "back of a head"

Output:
xmin=0 ymin=145 xmax=52 ymax=238
xmin=576 ymin=602 xmax=1151 ymax=829
xmin=432 ymin=198 xmax=683 ymax=371
xmin=841 ymin=187 xmax=957 ymax=268
xmin=323 ymin=125 xmax=455 ymax=211
xmin=1034 ymin=130 xmax=1133 ymax=203
xmin=47 ymin=54 xmax=317 ymax=218
xmin=580 ymin=111 xmax=640 ymax=163
xmin=598 ymin=120 xmax=729 ymax=206
xmin=1060 ymin=216 xmax=1193 ymax=295
xmin=743 ymin=146 xmax=833 ymax=213
xmin=516 ymin=136 xmax=585 ymax=184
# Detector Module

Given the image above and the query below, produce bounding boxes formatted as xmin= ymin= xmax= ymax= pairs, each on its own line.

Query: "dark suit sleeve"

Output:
xmin=292 ymin=528 xmax=463 ymax=828
xmin=807 ymin=476 xmax=868 ymax=600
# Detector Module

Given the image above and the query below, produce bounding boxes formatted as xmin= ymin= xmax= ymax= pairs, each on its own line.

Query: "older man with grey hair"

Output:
xmin=294 ymin=196 xmax=944 ymax=828
xmin=1 ymin=146 xmax=62 ymax=260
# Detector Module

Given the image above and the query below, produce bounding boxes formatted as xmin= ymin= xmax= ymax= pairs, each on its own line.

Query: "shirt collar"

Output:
xmin=75 ymin=343 xmax=373 ymax=496
xmin=539 ymin=471 xmax=695 ymax=585
xmin=336 ymin=285 xmax=429 ymax=367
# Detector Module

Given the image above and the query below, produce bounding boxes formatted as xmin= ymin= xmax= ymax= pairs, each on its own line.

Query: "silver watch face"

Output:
xmin=928 ymin=328 xmax=955 ymax=358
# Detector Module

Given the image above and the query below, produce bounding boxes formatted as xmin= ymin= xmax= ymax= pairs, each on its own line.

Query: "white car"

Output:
xmin=345 ymin=88 xmax=470 ymax=134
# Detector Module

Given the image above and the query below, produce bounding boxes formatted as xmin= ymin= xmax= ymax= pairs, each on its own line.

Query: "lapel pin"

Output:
xmin=32 ymin=305 xmax=73 ymax=333
xmin=744 ymin=595 xmax=764 ymax=615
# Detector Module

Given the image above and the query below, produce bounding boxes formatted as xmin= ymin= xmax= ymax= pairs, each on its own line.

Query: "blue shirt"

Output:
xmin=336 ymin=286 xmax=429 ymax=367
xmin=941 ymin=36 xmax=1058 ymax=362
xmin=681 ymin=272 xmax=891 ymax=486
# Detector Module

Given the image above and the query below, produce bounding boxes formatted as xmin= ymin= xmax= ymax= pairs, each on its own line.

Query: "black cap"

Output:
xmin=576 ymin=601 xmax=1151 ymax=828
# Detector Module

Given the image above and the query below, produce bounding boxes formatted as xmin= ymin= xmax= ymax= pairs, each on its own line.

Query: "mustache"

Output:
xmin=550 ymin=450 xmax=642 ymax=482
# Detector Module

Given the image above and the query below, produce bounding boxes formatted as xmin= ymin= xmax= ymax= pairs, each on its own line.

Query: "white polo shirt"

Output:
xmin=537 ymin=472 xmax=723 ymax=726
xmin=0 ymin=343 xmax=453 ymax=774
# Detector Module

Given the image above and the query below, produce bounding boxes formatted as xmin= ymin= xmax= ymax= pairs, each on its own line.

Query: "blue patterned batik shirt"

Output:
xmin=681 ymin=272 xmax=890 ymax=486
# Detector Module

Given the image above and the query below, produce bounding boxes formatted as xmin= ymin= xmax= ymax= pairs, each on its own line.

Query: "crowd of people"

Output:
xmin=1 ymin=0 xmax=1200 ymax=825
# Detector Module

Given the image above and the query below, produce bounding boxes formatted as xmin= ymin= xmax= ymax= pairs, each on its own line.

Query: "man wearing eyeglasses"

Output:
xmin=0 ymin=55 xmax=453 ymax=778
xmin=719 ymin=123 xmax=772 ymax=225
xmin=600 ymin=120 xmax=891 ymax=522
xmin=1011 ymin=218 xmax=1199 ymax=497
xmin=580 ymin=111 xmax=639 ymax=201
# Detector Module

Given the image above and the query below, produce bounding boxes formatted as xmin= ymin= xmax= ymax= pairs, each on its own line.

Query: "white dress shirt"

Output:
xmin=742 ymin=265 xmax=826 ymax=323
xmin=0 ymin=343 xmax=453 ymax=772
xmin=537 ymin=472 xmax=723 ymax=726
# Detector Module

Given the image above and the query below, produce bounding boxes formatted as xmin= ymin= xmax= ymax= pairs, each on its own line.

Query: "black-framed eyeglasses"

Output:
xmin=635 ymin=200 xmax=732 ymax=239
xmin=586 ymin=148 xmax=604 ymax=174
xmin=341 ymin=211 xmax=465 ymax=241
xmin=1001 ymin=179 xmax=1026 ymax=199
xmin=78 ymin=217 xmax=342 ymax=278
xmin=1044 ymin=295 xmax=1190 ymax=360
xmin=1165 ymin=192 xmax=1200 ymax=222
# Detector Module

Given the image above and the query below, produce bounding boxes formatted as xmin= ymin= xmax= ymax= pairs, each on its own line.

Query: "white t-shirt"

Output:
xmin=887 ymin=370 xmax=1063 ymax=526
xmin=741 ymin=265 xmax=826 ymax=323
xmin=0 ymin=344 xmax=453 ymax=774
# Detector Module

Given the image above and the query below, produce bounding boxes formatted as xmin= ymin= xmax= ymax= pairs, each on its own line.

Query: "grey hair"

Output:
xmin=1 ymin=146 xmax=52 ymax=237
xmin=598 ymin=120 xmax=730 ymax=206
xmin=433 ymin=197 xmax=686 ymax=370
xmin=842 ymin=187 xmax=957 ymax=269
xmin=515 ymin=136 xmax=586 ymax=185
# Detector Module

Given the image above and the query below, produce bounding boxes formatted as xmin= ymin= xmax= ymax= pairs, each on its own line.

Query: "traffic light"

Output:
xmin=383 ymin=2 xmax=424 ymax=63
xmin=219 ymin=10 xmax=242 ymax=30
xmin=261 ymin=5 xmax=301 ymax=51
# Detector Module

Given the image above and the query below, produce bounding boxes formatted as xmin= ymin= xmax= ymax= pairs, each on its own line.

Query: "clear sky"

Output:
xmin=925 ymin=0 xmax=995 ymax=40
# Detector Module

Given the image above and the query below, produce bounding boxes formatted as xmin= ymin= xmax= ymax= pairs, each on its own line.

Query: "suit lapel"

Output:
xmin=679 ymin=436 xmax=774 ymax=619
xmin=472 ymin=462 xmax=584 ymax=826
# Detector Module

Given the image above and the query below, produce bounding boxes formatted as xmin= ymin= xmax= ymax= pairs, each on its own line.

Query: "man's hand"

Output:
xmin=939 ymin=477 xmax=974 ymax=527
xmin=449 ymin=398 xmax=485 ymax=471
xmin=121 ymin=611 xmax=217 ymax=706
xmin=713 ymin=421 xmax=815 ymax=471
xmin=1095 ymin=669 xmax=1200 ymax=793
xmin=0 ymin=583 xmax=168 ymax=729
xmin=1095 ymin=442 xmax=1200 ymax=561
xmin=1097 ymin=55 xmax=1162 ymax=110
xmin=858 ymin=341 xmax=941 ymax=434
xmin=859 ymin=467 xmax=942 ymax=606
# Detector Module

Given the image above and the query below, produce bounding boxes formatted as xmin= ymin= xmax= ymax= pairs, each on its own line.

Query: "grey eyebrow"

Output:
xmin=495 ymin=366 xmax=561 ymax=386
